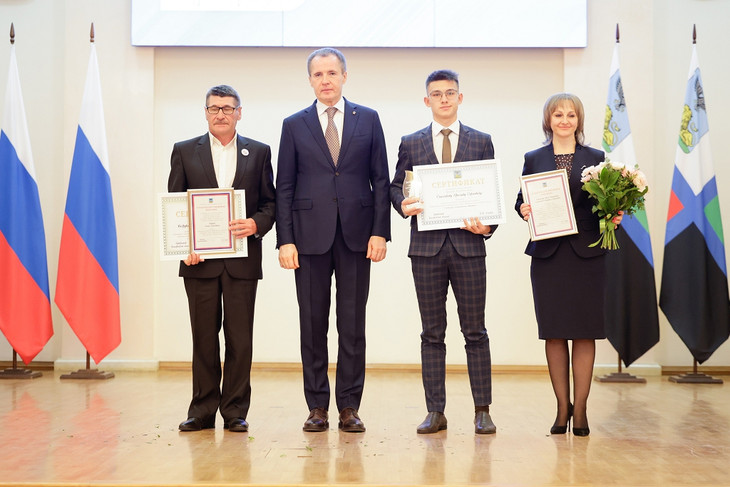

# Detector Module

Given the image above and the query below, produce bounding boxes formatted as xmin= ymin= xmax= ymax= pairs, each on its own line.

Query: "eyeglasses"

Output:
xmin=206 ymin=105 xmax=240 ymax=115
xmin=428 ymin=90 xmax=459 ymax=100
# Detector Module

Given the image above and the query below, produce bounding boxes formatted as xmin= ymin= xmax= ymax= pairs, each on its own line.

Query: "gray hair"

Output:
xmin=205 ymin=85 xmax=241 ymax=106
xmin=307 ymin=47 xmax=347 ymax=75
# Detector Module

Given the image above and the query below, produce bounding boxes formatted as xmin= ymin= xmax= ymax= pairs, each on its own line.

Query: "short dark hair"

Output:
xmin=205 ymin=85 xmax=240 ymax=106
xmin=425 ymin=70 xmax=459 ymax=91
xmin=307 ymin=47 xmax=347 ymax=75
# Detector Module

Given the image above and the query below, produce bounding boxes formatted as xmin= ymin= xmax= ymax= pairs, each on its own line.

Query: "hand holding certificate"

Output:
xmin=519 ymin=169 xmax=577 ymax=241
xmin=158 ymin=189 xmax=248 ymax=260
xmin=413 ymin=159 xmax=506 ymax=231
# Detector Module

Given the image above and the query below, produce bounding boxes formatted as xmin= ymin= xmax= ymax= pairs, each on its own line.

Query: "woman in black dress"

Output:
xmin=515 ymin=93 xmax=622 ymax=436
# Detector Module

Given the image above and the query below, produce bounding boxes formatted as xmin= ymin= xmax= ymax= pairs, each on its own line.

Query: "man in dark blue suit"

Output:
xmin=276 ymin=48 xmax=391 ymax=433
xmin=390 ymin=70 xmax=497 ymax=435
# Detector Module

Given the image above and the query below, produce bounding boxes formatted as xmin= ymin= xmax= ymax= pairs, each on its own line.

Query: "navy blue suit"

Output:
xmin=390 ymin=123 xmax=495 ymax=412
xmin=514 ymin=143 xmax=605 ymax=258
xmin=276 ymin=98 xmax=390 ymax=412
xmin=514 ymin=143 xmax=607 ymax=340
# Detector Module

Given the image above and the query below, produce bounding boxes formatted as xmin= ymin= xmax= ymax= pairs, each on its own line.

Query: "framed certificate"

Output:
xmin=188 ymin=189 xmax=236 ymax=255
xmin=413 ymin=159 xmax=506 ymax=231
xmin=158 ymin=189 xmax=248 ymax=260
xmin=519 ymin=169 xmax=578 ymax=241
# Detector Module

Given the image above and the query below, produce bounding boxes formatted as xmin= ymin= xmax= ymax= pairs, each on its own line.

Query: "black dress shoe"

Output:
xmin=303 ymin=408 xmax=329 ymax=432
xmin=338 ymin=408 xmax=366 ymax=433
xmin=417 ymin=412 xmax=447 ymax=434
xmin=474 ymin=407 xmax=496 ymax=435
xmin=179 ymin=417 xmax=214 ymax=431
xmin=224 ymin=418 xmax=249 ymax=432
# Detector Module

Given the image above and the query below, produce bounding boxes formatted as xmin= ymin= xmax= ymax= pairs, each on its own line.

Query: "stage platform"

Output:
xmin=0 ymin=368 xmax=728 ymax=486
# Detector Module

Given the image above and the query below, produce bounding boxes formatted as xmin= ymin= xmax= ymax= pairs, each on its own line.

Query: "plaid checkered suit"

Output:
xmin=390 ymin=123 xmax=496 ymax=412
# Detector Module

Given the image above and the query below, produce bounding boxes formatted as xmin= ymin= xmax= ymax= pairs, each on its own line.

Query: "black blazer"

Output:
xmin=168 ymin=133 xmax=276 ymax=279
xmin=390 ymin=123 xmax=496 ymax=257
xmin=514 ymin=143 xmax=606 ymax=259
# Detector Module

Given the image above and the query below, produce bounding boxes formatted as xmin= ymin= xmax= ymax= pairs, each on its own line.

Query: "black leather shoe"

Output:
xmin=417 ymin=412 xmax=447 ymax=434
xmin=224 ymin=418 xmax=249 ymax=432
xmin=338 ymin=408 xmax=366 ymax=433
xmin=474 ymin=407 xmax=496 ymax=435
xmin=303 ymin=408 xmax=329 ymax=432
xmin=179 ymin=417 xmax=214 ymax=431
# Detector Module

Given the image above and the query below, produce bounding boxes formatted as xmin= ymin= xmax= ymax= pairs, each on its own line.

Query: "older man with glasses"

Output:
xmin=168 ymin=84 xmax=276 ymax=433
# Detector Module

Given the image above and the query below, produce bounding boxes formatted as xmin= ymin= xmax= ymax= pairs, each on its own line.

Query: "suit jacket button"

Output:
xmin=335 ymin=172 xmax=340 ymax=176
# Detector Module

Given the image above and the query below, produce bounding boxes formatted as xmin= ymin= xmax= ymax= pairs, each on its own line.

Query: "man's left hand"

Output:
xmin=461 ymin=218 xmax=491 ymax=235
xmin=230 ymin=218 xmax=257 ymax=239
xmin=367 ymin=236 xmax=387 ymax=262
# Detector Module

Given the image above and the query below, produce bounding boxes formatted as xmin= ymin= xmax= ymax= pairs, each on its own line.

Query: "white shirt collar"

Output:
xmin=317 ymin=98 xmax=346 ymax=116
xmin=431 ymin=120 xmax=460 ymax=137
xmin=209 ymin=132 xmax=238 ymax=148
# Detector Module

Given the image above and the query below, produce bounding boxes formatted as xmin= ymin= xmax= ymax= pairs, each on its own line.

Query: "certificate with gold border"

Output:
xmin=520 ymin=169 xmax=577 ymax=241
xmin=414 ymin=159 xmax=506 ymax=231
xmin=188 ymin=188 xmax=236 ymax=255
xmin=158 ymin=190 xmax=247 ymax=260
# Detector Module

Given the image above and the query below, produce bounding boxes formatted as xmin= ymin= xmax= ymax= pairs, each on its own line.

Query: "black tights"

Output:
xmin=545 ymin=338 xmax=595 ymax=429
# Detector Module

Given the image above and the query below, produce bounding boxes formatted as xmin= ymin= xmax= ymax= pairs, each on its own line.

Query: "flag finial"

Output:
xmin=615 ymin=23 xmax=620 ymax=43
xmin=692 ymin=24 xmax=696 ymax=44
xmin=90 ymin=22 xmax=95 ymax=43
xmin=10 ymin=22 xmax=14 ymax=45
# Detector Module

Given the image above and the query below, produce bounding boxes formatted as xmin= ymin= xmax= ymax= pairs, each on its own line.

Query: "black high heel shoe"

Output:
xmin=550 ymin=403 xmax=573 ymax=435
xmin=573 ymin=423 xmax=590 ymax=437
xmin=573 ymin=410 xmax=589 ymax=436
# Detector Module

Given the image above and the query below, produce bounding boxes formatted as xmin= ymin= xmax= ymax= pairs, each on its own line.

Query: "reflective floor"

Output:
xmin=0 ymin=368 xmax=728 ymax=486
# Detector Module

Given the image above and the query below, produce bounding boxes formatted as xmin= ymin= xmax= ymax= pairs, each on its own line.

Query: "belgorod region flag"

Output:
xmin=659 ymin=44 xmax=730 ymax=363
xmin=601 ymin=40 xmax=660 ymax=367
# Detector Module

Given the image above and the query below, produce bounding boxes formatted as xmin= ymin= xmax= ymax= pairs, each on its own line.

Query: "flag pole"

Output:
xmin=665 ymin=25 xmax=722 ymax=385
xmin=58 ymin=23 xmax=114 ymax=381
xmin=0 ymin=350 xmax=43 ymax=379
xmin=0 ymin=23 xmax=44 ymax=380
xmin=594 ymin=23 xmax=648 ymax=384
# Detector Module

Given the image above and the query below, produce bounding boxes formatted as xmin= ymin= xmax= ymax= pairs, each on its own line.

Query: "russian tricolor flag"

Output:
xmin=0 ymin=42 xmax=54 ymax=364
xmin=54 ymin=43 xmax=120 ymax=364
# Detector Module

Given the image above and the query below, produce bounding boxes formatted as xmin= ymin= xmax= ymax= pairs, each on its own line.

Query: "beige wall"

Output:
xmin=1 ymin=0 xmax=729 ymax=370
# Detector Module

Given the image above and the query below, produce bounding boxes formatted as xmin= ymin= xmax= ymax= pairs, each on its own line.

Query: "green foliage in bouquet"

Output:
xmin=580 ymin=161 xmax=649 ymax=249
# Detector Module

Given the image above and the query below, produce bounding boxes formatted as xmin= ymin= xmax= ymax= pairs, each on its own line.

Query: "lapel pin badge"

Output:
xmin=241 ymin=148 xmax=249 ymax=156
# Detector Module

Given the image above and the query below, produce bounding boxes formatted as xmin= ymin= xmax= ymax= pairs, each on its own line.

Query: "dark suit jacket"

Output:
xmin=390 ymin=123 xmax=497 ymax=257
xmin=276 ymin=99 xmax=391 ymax=254
xmin=168 ymin=133 xmax=276 ymax=279
xmin=514 ymin=143 xmax=605 ymax=259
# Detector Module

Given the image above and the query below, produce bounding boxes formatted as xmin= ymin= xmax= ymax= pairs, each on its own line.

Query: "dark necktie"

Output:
xmin=441 ymin=128 xmax=452 ymax=163
xmin=325 ymin=107 xmax=340 ymax=165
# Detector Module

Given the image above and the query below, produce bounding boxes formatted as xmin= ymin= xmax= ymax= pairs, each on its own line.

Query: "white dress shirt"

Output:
xmin=209 ymin=132 xmax=238 ymax=188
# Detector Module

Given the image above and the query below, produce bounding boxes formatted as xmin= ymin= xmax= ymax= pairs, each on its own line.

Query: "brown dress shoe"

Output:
xmin=417 ymin=411 xmax=447 ymax=434
xmin=474 ymin=407 xmax=496 ymax=434
xmin=338 ymin=407 xmax=366 ymax=432
xmin=303 ymin=408 xmax=329 ymax=432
